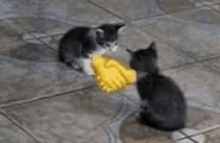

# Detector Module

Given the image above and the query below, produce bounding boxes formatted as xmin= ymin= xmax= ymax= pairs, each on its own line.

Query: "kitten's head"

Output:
xmin=96 ymin=23 xmax=125 ymax=52
xmin=126 ymin=41 xmax=159 ymax=73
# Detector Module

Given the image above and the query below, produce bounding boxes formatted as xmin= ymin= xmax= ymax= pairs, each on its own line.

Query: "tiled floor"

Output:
xmin=0 ymin=0 xmax=220 ymax=143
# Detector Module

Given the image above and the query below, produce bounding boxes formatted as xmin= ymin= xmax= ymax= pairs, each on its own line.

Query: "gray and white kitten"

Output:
xmin=126 ymin=42 xmax=187 ymax=131
xmin=58 ymin=23 xmax=125 ymax=75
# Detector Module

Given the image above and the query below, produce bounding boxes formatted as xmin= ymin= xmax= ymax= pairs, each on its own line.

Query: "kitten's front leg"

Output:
xmin=83 ymin=58 xmax=94 ymax=76
xmin=112 ymin=45 xmax=118 ymax=52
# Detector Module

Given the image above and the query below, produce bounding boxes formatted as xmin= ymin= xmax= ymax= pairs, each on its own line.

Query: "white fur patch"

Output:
xmin=112 ymin=45 xmax=118 ymax=52
xmin=82 ymin=59 xmax=93 ymax=75
xmin=98 ymin=48 xmax=107 ymax=55
xmin=92 ymin=48 xmax=107 ymax=56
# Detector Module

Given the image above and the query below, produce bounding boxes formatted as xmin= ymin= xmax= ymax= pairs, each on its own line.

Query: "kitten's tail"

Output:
xmin=137 ymin=105 xmax=186 ymax=132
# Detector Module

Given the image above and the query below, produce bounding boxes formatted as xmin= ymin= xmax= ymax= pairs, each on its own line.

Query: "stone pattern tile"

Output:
xmin=1 ymin=0 xmax=120 ymax=24
xmin=172 ymin=6 xmax=220 ymax=25
xmin=186 ymin=107 xmax=213 ymax=128
xmin=0 ymin=42 xmax=57 ymax=62
xmin=9 ymin=16 xmax=123 ymax=41
xmin=10 ymin=17 xmax=73 ymax=37
xmin=0 ymin=111 xmax=38 ymax=143
xmin=160 ymin=63 xmax=220 ymax=111
xmin=0 ymin=53 xmax=95 ymax=106
xmin=0 ymin=20 xmax=33 ymax=48
xmin=119 ymin=112 xmax=171 ymax=143
xmin=0 ymin=4 xmax=19 ymax=20
xmin=210 ymin=3 xmax=220 ymax=11
xmin=203 ymin=56 xmax=220 ymax=73
xmin=1 ymin=87 xmax=122 ymax=143
xmin=132 ymin=11 xmax=220 ymax=61
xmin=194 ymin=110 xmax=220 ymax=143
xmin=193 ymin=0 xmax=220 ymax=5
xmin=88 ymin=0 xmax=199 ymax=21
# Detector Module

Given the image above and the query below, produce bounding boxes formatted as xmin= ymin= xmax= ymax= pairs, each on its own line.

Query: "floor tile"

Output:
xmin=132 ymin=10 xmax=220 ymax=61
xmin=1 ymin=0 xmax=119 ymax=24
xmin=194 ymin=110 xmax=220 ymax=143
xmin=0 ymin=42 xmax=57 ymax=62
xmin=161 ymin=63 xmax=220 ymax=111
xmin=162 ymin=0 xmax=202 ymax=14
xmin=0 ymin=4 xmax=19 ymax=20
xmin=0 ymin=50 xmax=95 ymax=106
xmin=0 ymin=112 xmax=38 ymax=143
xmin=89 ymin=0 xmax=198 ymax=21
xmin=193 ymin=0 xmax=220 ymax=5
xmin=10 ymin=17 xmax=73 ymax=37
xmin=119 ymin=114 xmax=171 ymax=143
xmin=89 ymin=0 xmax=164 ymax=21
xmin=1 ymin=87 xmax=123 ymax=143
xmin=203 ymin=57 xmax=220 ymax=74
xmin=210 ymin=2 xmax=220 ymax=11
xmin=80 ymin=126 xmax=106 ymax=143
xmin=172 ymin=6 xmax=220 ymax=25
xmin=38 ymin=34 xmax=63 ymax=51
xmin=186 ymin=107 xmax=212 ymax=128
xmin=0 ymin=20 xmax=32 ymax=48
xmin=172 ymin=128 xmax=207 ymax=143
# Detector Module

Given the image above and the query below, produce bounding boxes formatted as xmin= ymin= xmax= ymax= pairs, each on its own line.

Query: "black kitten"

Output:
xmin=58 ymin=23 xmax=125 ymax=75
xmin=126 ymin=42 xmax=186 ymax=131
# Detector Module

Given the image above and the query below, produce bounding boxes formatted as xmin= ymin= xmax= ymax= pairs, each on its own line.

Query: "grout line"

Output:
xmin=171 ymin=124 xmax=220 ymax=142
xmin=36 ymin=38 xmax=57 ymax=52
xmin=8 ymin=18 xmax=65 ymax=51
xmin=131 ymin=13 xmax=166 ymax=22
xmin=26 ymin=33 xmax=57 ymax=52
xmin=24 ymin=32 xmax=65 ymax=41
xmin=161 ymin=55 xmax=220 ymax=71
xmin=202 ymin=2 xmax=220 ymax=13
xmin=199 ymin=124 xmax=220 ymax=134
xmin=87 ymin=0 xmax=126 ymax=22
xmin=0 ymin=111 xmax=41 ymax=143
xmin=0 ymin=85 xmax=95 ymax=109
xmin=179 ymin=130 xmax=199 ymax=143
xmin=130 ymin=5 xmax=204 ymax=23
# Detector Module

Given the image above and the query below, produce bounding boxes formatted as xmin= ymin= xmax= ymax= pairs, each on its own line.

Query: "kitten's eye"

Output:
xmin=106 ymin=44 xmax=110 ymax=47
xmin=115 ymin=43 xmax=118 ymax=45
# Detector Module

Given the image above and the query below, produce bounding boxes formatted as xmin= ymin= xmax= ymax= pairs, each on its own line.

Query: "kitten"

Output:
xmin=126 ymin=42 xmax=186 ymax=131
xmin=58 ymin=23 xmax=125 ymax=75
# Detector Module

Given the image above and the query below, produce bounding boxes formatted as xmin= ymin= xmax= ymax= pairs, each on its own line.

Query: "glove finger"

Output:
xmin=114 ymin=76 xmax=126 ymax=87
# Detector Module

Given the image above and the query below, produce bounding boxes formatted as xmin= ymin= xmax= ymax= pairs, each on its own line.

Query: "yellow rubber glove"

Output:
xmin=91 ymin=55 xmax=137 ymax=94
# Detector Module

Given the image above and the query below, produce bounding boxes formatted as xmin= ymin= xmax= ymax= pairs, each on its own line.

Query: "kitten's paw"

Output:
xmin=112 ymin=45 xmax=118 ymax=52
xmin=84 ymin=68 xmax=94 ymax=76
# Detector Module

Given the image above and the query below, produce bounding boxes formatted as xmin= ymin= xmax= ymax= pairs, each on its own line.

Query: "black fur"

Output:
xmin=126 ymin=42 xmax=186 ymax=131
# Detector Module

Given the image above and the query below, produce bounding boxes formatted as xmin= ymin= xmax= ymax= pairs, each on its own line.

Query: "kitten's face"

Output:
xmin=96 ymin=23 xmax=125 ymax=52
xmin=126 ymin=42 xmax=158 ymax=73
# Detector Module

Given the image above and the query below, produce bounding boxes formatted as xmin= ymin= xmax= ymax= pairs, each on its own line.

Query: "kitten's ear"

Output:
xmin=115 ymin=23 xmax=126 ymax=32
xmin=96 ymin=28 xmax=105 ymax=38
xmin=148 ymin=41 xmax=156 ymax=50
xmin=126 ymin=49 xmax=133 ymax=54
